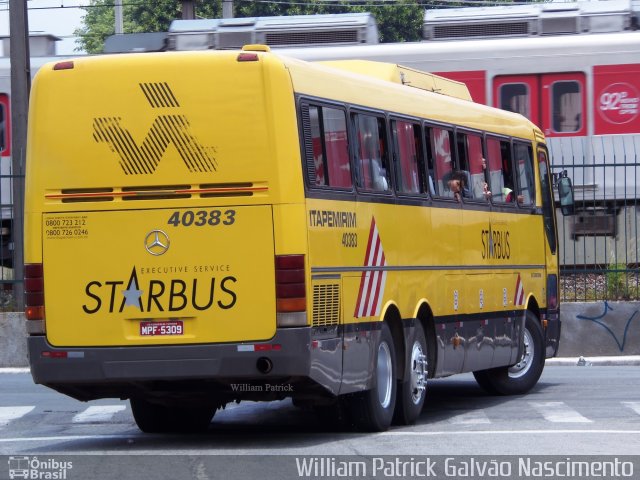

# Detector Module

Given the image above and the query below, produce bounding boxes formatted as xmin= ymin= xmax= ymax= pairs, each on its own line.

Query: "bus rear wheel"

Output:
xmin=347 ymin=322 xmax=397 ymax=432
xmin=394 ymin=321 xmax=428 ymax=425
xmin=130 ymin=397 xmax=216 ymax=433
xmin=473 ymin=311 xmax=545 ymax=395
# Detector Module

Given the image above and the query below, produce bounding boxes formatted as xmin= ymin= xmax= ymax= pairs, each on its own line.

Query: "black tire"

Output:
xmin=394 ymin=321 xmax=428 ymax=425
xmin=473 ymin=311 xmax=545 ymax=395
xmin=130 ymin=397 xmax=216 ymax=433
xmin=346 ymin=322 xmax=397 ymax=432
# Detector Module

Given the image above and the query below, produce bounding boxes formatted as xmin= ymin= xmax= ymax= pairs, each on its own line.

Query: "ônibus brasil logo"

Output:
xmin=8 ymin=456 xmax=73 ymax=480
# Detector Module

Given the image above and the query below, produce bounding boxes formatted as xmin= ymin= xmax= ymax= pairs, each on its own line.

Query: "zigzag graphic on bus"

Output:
xmin=354 ymin=217 xmax=387 ymax=318
xmin=92 ymin=82 xmax=217 ymax=175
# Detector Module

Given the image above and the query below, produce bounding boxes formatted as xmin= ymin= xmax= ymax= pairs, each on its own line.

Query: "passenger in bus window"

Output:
xmin=360 ymin=132 xmax=389 ymax=192
xmin=371 ymin=158 xmax=389 ymax=191
xmin=447 ymin=170 xmax=471 ymax=202
xmin=471 ymin=157 xmax=492 ymax=201
xmin=503 ymin=187 xmax=524 ymax=204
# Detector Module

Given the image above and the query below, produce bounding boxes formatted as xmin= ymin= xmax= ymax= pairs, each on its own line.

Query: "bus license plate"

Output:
xmin=140 ymin=321 xmax=184 ymax=336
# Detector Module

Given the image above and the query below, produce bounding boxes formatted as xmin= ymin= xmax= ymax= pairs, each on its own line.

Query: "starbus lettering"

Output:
xmin=82 ymin=267 xmax=237 ymax=314
xmin=481 ymin=226 xmax=511 ymax=260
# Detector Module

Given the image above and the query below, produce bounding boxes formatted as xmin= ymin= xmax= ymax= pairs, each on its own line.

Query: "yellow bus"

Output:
xmin=24 ymin=45 xmax=564 ymax=433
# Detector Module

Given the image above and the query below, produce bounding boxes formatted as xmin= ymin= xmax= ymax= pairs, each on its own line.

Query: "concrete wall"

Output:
xmin=1 ymin=303 xmax=639 ymax=367
xmin=0 ymin=312 xmax=28 ymax=367
xmin=557 ymin=301 xmax=640 ymax=357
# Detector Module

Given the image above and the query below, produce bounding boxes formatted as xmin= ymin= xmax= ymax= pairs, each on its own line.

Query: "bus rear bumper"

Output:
xmin=27 ymin=327 xmax=336 ymax=401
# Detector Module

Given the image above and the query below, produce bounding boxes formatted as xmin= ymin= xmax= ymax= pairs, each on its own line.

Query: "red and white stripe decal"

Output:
xmin=514 ymin=273 xmax=525 ymax=306
xmin=354 ymin=218 xmax=387 ymax=318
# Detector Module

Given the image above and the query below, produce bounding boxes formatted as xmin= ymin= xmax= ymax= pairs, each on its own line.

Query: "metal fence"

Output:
xmin=0 ymin=165 xmax=21 ymax=312
xmin=550 ymin=135 xmax=640 ymax=302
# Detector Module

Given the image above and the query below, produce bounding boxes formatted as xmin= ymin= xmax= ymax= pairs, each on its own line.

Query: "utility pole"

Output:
xmin=182 ymin=0 xmax=195 ymax=20
xmin=8 ymin=0 xmax=29 ymax=311
xmin=223 ymin=0 xmax=234 ymax=19
xmin=115 ymin=0 xmax=124 ymax=34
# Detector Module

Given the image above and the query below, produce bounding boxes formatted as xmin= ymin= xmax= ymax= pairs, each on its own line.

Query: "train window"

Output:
xmin=353 ymin=113 xmax=390 ymax=192
xmin=551 ymin=81 xmax=582 ymax=133
xmin=499 ymin=83 xmax=530 ymax=119
xmin=391 ymin=120 xmax=424 ymax=195
xmin=307 ymin=105 xmax=352 ymax=188
xmin=514 ymin=142 xmax=535 ymax=206
xmin=429 ymin=126 xmax=454 ymax=197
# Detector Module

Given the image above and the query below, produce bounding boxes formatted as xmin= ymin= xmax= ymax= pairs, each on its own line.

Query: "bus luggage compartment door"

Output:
xmin=42 ymin=205 xmax=276 ymax=347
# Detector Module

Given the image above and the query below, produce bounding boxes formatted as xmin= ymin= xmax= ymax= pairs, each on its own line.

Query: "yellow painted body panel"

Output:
xmin=306 ymin=199 xmax=546 ymax=326
xmin=43 ymin=206 xmax=275 ymax=346
xmin=319 ymin=60 xmax=473 ymax=101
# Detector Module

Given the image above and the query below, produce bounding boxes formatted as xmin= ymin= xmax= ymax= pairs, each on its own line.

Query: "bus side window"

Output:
xmin=538 ymin=150 xmax=557 ymax=254
xmin=391 ymin=119 xmax=423 ymax=195
xmin=430 ymin=127 xmax=453 ymax=197
xmin=306 ymin=104 xmax=351 ymax=189
xmin=500 ymin=140 xmax=516 ymax=203
xmin=423 ymin=126 xmax=435 ymax=196
xmin=354 ymin=113 xmax=390 ymax=192
xmin=514 ymin=142 xmax=535 ymax=205
xmin=486 ymin=136 xmax=514 ymax=203
xmin=455 ymin=131 xmax=488 ymax=201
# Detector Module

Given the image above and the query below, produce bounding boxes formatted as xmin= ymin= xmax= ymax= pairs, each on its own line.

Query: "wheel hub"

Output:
xmin=410 ymin=342 xmax=428 ymax=404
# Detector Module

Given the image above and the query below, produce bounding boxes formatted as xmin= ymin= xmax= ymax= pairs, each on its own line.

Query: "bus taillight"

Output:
xmin=25 ymin=263 xmax=46 ymax=333
xmin=275 ymin=254 xmax=307 ymax=327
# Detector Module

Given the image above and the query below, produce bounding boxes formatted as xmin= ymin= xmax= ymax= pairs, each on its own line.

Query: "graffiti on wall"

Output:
xmin=576 ymin=301 xmax=639 ymax=352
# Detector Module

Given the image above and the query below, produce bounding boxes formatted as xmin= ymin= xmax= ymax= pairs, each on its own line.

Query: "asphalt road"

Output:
xmin=1 ymin=365 xmax=639 ymax=459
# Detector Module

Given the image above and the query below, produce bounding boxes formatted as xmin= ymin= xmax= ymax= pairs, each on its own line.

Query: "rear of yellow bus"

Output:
xmin=24 ymin=49 xmax=312 ymax=432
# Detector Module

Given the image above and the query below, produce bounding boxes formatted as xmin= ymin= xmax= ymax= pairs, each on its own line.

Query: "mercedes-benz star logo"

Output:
xmin=144 ymin=230 xmax=170 ymax=256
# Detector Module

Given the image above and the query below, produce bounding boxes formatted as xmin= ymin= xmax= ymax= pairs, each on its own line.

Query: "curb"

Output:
xmin=547 ymin=355 xmax=640 ymax=366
